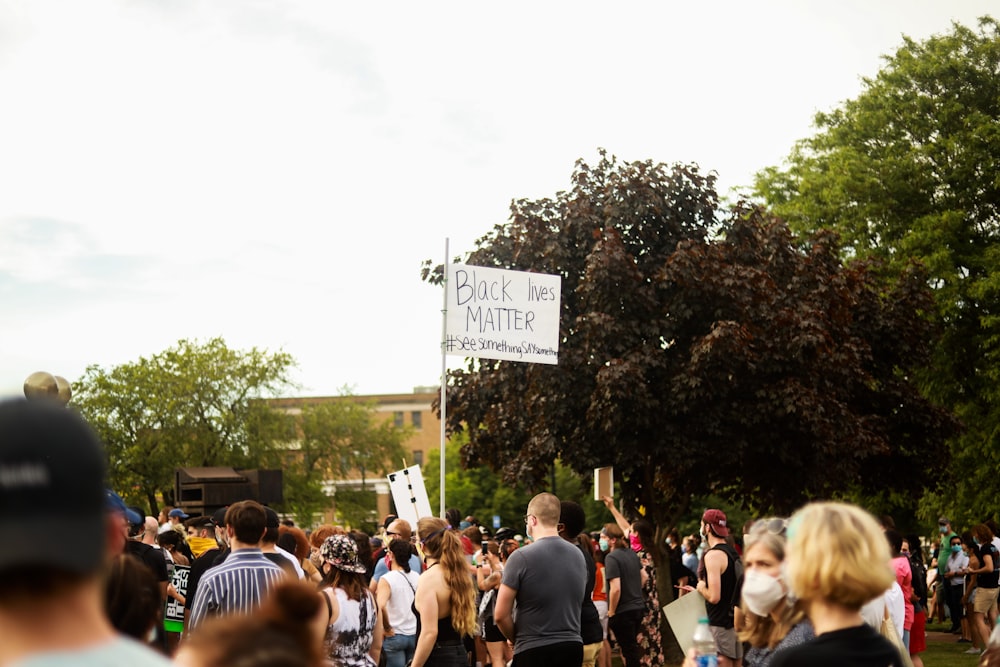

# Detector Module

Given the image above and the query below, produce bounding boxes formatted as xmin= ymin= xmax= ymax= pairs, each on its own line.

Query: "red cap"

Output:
xmin=702 ymin=509 xmax=730 ymax=537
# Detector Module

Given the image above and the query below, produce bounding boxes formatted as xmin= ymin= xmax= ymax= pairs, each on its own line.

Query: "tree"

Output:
xmin=424 ymin=151 xmax=955 ymax=534
xmin=284 ymin=394 xmax=411 ymax=527
xmin=753 ymin=17 xmax=999 ymax=525
xmin=422 ymin=433 xmax=613 ymax=533
xmin=74 ymin=338 xmax=296 ymax=513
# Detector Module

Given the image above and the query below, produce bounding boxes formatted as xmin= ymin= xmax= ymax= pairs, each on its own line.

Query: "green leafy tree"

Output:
xmin=283 ymin=393 xmax=410 ymax=526
xmin=73 ymin=338 xmax=296 ymax=513
xmin=423 ymin=434 xmax=612 ymax=533
xmin=753 ymin=18 xmax=999 ymax=525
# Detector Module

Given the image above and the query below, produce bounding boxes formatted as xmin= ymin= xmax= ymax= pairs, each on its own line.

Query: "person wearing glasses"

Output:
xmin=410 ymin=517 xmax=477 ymax=667
xmin=494 ymin=493 xmax=587 ymax=667
xmin=768 ymin=502 xmax=904 ymax=667
xmin=371 ymin=519 xmax=423 ymax=593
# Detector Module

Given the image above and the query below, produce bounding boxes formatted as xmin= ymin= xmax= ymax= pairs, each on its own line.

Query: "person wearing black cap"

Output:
xmin=261 ymin=506 xmax=303 ymax=578
xmin=0 ymin=398 xmax=171 ymax=665
xmin=183 ymin=508 xmax=230 ymax=630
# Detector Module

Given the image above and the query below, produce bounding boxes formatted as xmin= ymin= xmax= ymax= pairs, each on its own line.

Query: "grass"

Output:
xmin=607 ymin=621 xmax=986 ymax=667
xmin=922 ymin=621 xmax=985 ymax=667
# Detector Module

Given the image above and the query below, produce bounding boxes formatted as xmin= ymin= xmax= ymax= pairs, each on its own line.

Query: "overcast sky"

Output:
xmin=1 ymin=1 xmax=994 ymax=399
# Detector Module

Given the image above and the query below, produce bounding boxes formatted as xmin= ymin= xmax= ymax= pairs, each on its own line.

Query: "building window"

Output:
xmin=411 ymin=411 xmax=422 ymax=429
xmin=413 ymin=450 xmax=424 ymax=466
xmin=393 ymin=411 xmax=403 ymax=428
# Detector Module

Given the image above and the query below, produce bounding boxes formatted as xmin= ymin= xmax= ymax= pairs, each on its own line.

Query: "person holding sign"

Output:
xmin=600 ymin=496 xmax=665 ymax=667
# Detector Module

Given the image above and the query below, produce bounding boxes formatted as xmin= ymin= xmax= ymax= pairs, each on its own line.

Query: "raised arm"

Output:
xmin=601 ymin=496 xmax=631 ymax=537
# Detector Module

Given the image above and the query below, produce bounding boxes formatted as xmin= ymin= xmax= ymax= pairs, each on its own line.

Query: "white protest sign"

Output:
xmin=445 ymin=264 xmax=561 ymax=364
xmin=387 ymin=465 xmax=433 ymax=530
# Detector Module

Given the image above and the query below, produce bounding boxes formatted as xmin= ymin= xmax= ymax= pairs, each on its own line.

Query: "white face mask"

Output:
xmin=741 ymin=569 xmax=786 ymax=616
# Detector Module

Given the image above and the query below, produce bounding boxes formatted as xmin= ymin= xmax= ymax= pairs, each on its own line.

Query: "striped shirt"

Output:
xmin=188 ymin=548 xmax=285 ymax=629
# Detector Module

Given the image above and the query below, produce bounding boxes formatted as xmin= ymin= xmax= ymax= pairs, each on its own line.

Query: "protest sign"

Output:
xmin=445 ymin=264 xmax=561 ymax=365
xmin=594 ymin=466 xmax=614 ymax=501
xmin=164 ymin=563 xmax=189 ymax=633
xmin=387 ymin=465 xmax=433 ymax=529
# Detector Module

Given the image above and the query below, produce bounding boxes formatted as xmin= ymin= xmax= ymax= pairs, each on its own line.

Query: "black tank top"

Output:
xmin=703 ymin=543 xmax=738 ymax=629
xmin=412 ymin=600 xmax=463 ymax=642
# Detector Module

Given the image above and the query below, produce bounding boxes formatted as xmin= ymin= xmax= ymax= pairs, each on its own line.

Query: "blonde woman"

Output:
xmin=769 ymin=502 xmax=903 ymax=667
xmin=410 ymin=517 xmax=477 ymax=667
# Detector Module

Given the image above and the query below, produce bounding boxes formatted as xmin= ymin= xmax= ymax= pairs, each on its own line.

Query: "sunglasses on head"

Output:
xmin=750 ymin=517 xmax=788 ymax=537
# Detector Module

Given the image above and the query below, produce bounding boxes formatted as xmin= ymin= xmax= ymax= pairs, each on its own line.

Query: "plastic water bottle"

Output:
xmin=692 ymin=616 xmax=717 ymax=667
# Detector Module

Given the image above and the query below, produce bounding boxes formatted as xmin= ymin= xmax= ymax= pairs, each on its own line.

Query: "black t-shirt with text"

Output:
xmin=977 ymin=542 xmax=1000 ymax=588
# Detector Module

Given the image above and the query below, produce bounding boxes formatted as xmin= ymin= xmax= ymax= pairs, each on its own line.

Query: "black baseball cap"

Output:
xmin=0 ymin=399 xmax=107 ymax=573
xmin=212 ymin=506 xmax=229 ymax=527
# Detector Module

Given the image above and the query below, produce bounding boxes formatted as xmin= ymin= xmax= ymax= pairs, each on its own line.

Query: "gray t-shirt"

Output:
xmin=605 ymin=547 xmax=646 ymax=615
xmin=12 ymin=636 xmax=172 ymax=666
xmin=501 ymin=535 xmax=586 ymax=654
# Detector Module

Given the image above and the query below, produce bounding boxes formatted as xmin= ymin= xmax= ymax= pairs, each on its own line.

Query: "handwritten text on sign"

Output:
xmin=446 ymin=265 xmax=561 ymax=364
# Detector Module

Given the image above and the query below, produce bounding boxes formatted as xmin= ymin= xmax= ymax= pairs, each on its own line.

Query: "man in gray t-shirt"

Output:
xmin=495 ymin=492 xmax=586 ymax=667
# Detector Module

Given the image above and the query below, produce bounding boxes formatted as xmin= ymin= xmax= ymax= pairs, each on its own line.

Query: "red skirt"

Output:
xmin=909 ymin=610 xmax=926 ymax=653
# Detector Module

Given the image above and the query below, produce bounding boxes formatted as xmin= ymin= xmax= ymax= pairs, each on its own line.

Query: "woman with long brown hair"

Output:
xmin=410 ymin=517 xmax=477 ymax=667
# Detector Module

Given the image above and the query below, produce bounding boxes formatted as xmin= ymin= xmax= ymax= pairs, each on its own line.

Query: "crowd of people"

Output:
xmin=2 ymin=397 xmax=999 ymax=667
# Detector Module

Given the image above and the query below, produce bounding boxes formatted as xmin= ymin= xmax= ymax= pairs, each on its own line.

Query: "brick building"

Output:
xmin=270 ymin=388 xmax=441 ymax=525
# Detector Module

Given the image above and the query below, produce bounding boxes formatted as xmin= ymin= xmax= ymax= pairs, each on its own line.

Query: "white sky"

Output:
xmin=1 ymin=0 xmax=995 ymax=399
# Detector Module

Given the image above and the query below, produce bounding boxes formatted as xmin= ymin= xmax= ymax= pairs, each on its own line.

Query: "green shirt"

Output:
xmin=938 ymin=531 xmax=958 ymax=575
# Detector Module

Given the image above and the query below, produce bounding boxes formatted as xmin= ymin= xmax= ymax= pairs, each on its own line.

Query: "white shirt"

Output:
xmin=274 ymin=545 xmax=305 ymax=579
xmin=885 ymin=582 xmax=904 ymax=638
xmin=947 ymin=550 xmax=970 ymax=586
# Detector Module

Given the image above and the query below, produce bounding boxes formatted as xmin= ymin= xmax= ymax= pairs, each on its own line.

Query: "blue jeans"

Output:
xmin=383 ymin=633 xmax=417 ymax=667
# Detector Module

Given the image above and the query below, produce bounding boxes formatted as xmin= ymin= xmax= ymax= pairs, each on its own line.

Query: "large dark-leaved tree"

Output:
xmin=424 ymin=151 xmax=956 ymax=536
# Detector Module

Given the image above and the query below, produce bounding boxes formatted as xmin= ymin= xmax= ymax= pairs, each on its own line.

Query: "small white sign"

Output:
xmin=386 ymin=465 xmax=433 ymax=531
xmin=445 ymin=264 xmax=561 ymax=365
